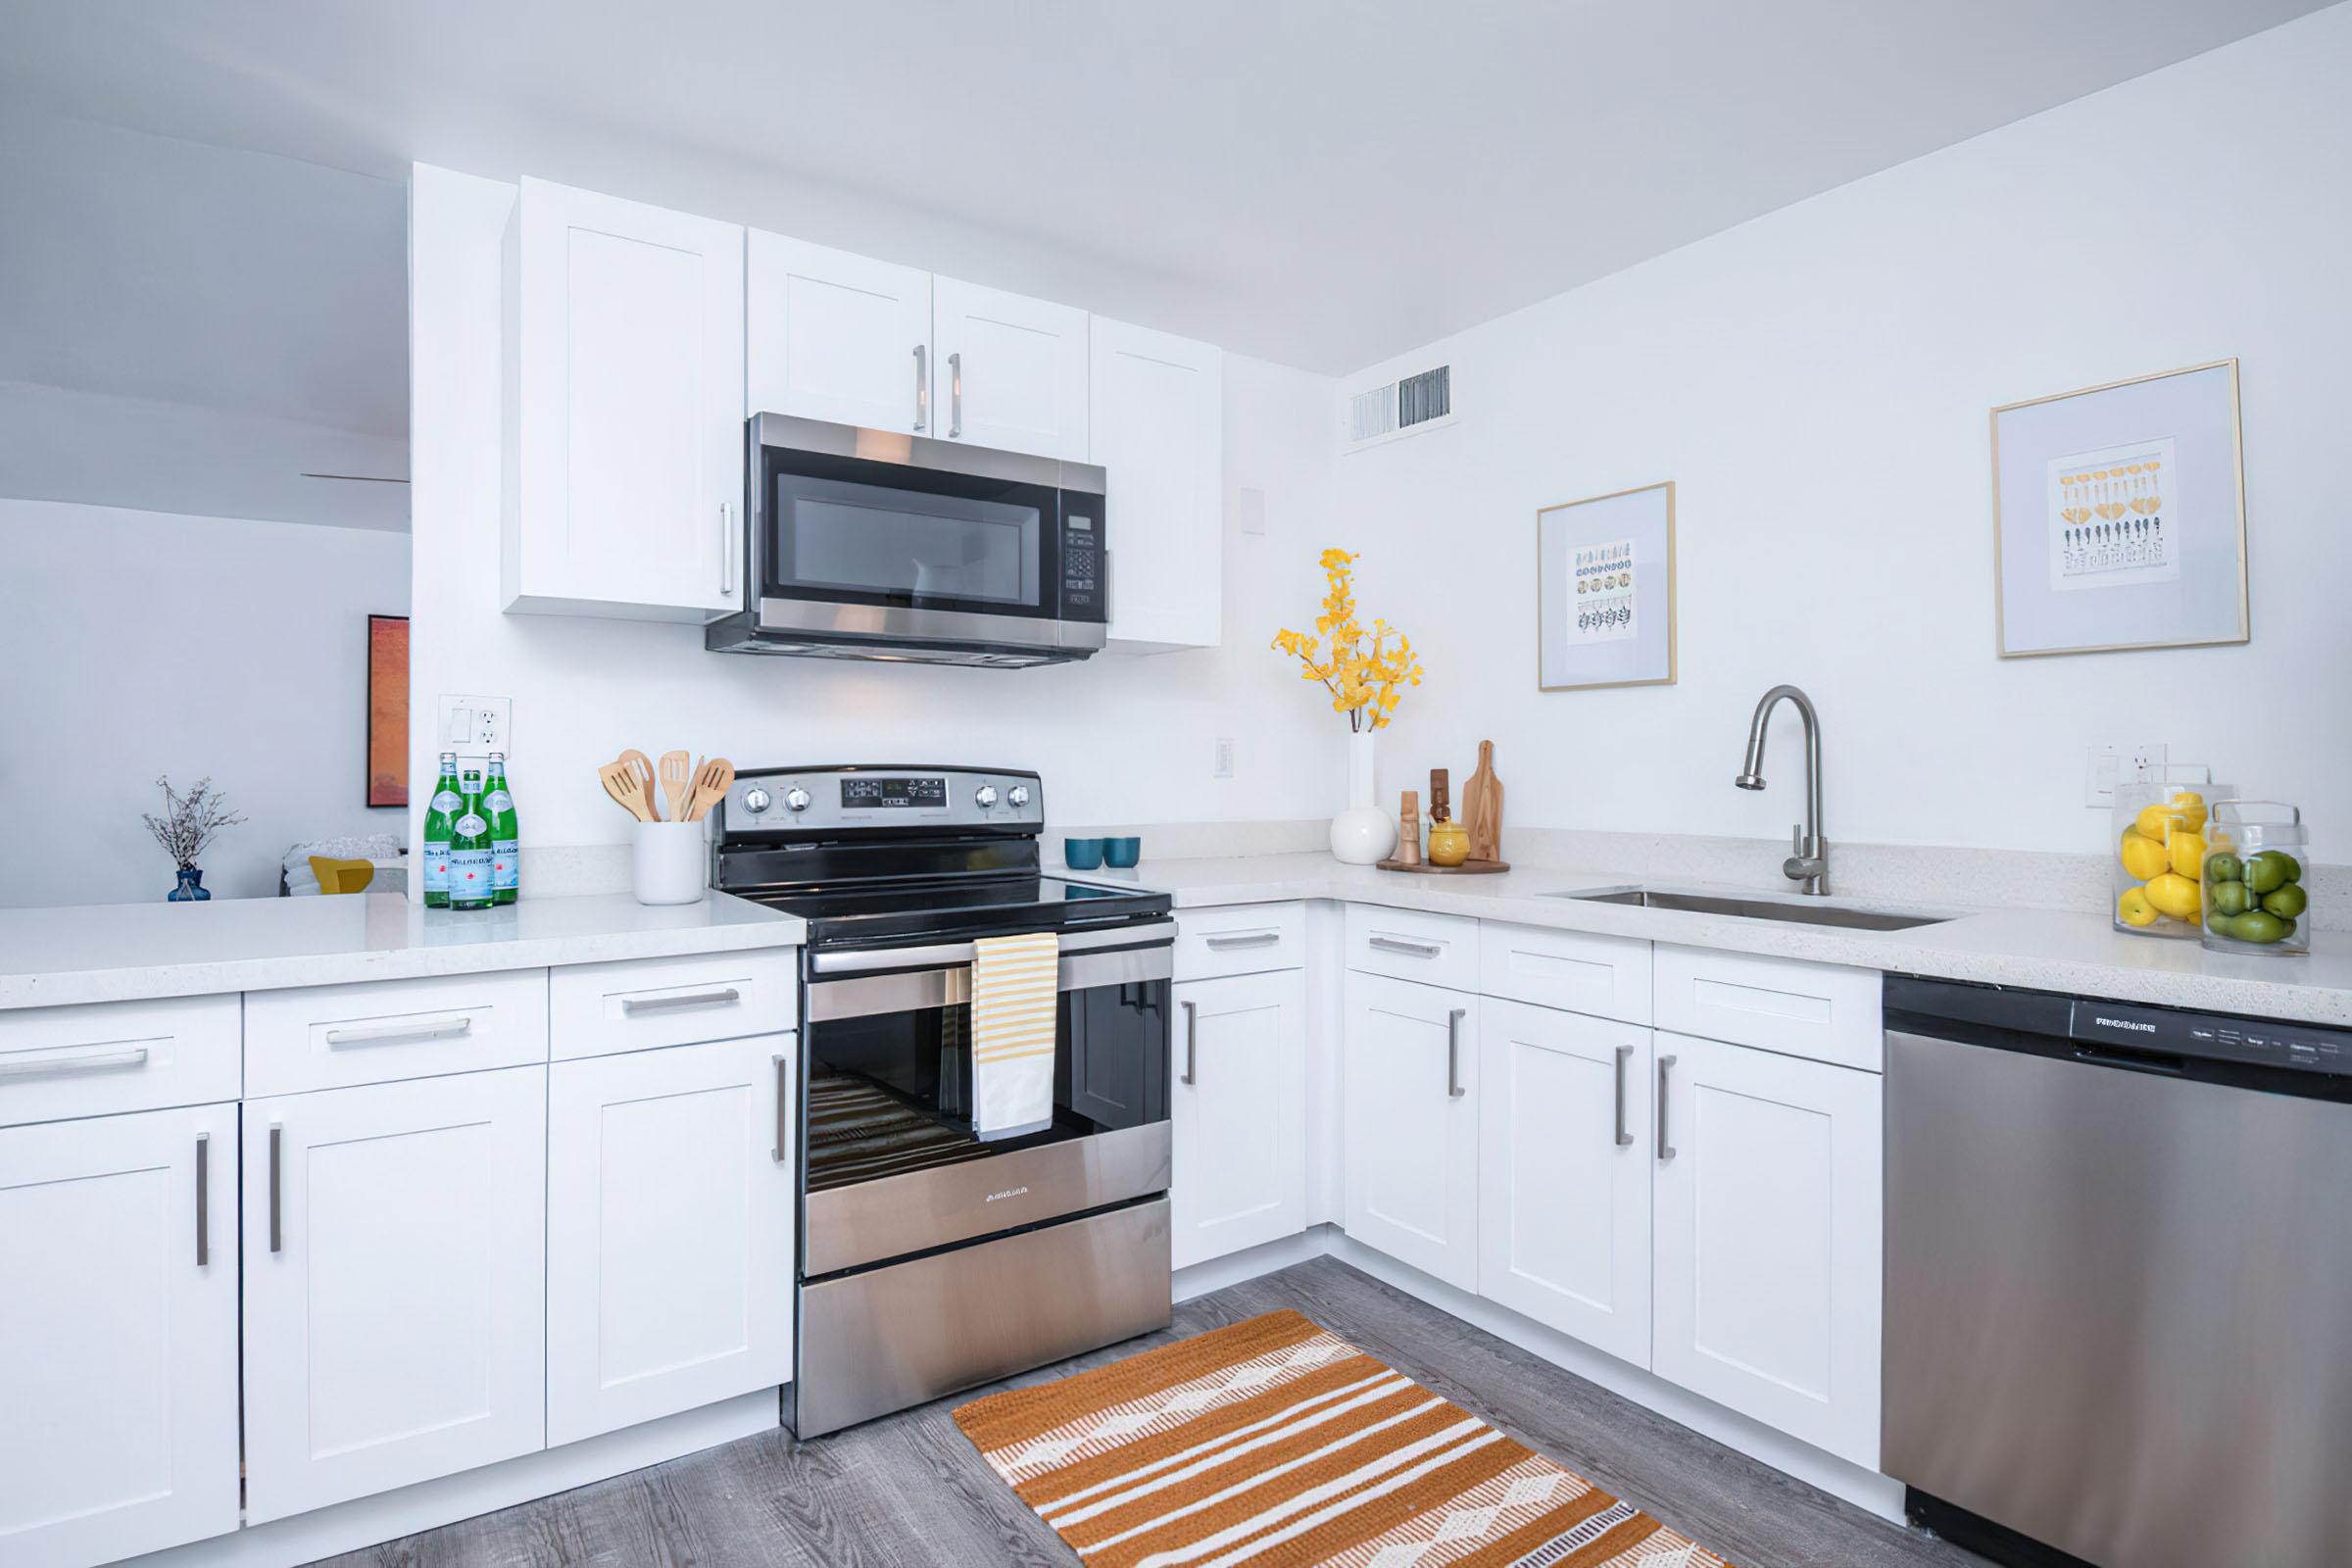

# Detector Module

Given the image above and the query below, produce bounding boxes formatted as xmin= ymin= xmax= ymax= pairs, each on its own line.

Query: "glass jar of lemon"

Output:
xmin=2111 ymin=766 xmax=2232 ymax=939
xmin=2201 ymin=801 xmax=2311 ymax=956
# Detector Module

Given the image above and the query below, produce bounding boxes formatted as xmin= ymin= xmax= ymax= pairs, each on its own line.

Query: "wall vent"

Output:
xmin=1342 ymin=363 xmax=1454 ymax=452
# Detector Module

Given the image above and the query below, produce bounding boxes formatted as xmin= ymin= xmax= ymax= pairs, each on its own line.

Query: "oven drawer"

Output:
xmin=0 ymin=994 xmax=241 ymax=1127
xmin=550 ymin=949 xmax=798 ymax=1060
xmin=1174 ymin=903 xmax=1305 ymax=981
xmin=1345 ymin=905 xmax=1479 ymax=992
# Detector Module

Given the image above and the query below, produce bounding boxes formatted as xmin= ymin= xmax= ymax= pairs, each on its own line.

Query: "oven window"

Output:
xmin=776 ymin=474 xmax=1041 ymax=606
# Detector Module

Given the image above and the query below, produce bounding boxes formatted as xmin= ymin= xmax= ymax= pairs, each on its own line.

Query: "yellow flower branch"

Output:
xmin=1272 ymin=549 xmax=1424 ymax=732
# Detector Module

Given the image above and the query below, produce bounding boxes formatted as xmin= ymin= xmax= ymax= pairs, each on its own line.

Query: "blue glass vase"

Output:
xmin=167 ymin=867 xmax=211 ymax=902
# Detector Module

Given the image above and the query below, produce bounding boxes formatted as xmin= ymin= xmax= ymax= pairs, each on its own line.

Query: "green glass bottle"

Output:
xmin=485 ymin=752 xmax=519 ymax=906
xmin=447 ymin=766 xmax=495 ymax=910
xmin=422 ymin=752 xmax=461 ymax=908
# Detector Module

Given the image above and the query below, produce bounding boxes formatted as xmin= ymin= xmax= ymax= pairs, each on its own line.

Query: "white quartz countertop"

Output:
xmin=1091 ymin=854 xmax=2352 ymax=1026
xmin=0 ymin=892 xmax=806 ymax=1011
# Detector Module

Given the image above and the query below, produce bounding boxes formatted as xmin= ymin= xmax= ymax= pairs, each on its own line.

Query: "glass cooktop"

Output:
xmin=746 ymin=872 xmax=1170 ymax=947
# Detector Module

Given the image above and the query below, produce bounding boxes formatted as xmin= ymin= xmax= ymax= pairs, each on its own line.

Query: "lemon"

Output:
xmin=2165 ymin=791 xmax=2208 ymax=831
xmin=2167 ymin=830 xmax=2207 ymax=879
xmin=2142 ymin=871 xmax=2202 ymax=922
xmin=2118 ymin=829 xmax=2169 ymax=882
xmin=2133 ymin=804 xmax=2184 ymax=840
xmin=2116 ymin=886 xmax=2158 ymax=927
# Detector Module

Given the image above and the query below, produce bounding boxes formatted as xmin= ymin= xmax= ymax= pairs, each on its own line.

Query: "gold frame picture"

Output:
xmin=1537 ymin=480 xmax=1677 ymax=691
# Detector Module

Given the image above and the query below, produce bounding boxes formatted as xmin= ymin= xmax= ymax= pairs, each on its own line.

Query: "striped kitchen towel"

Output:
xmin=971 ymin=931 xmax=1060 ymax=1140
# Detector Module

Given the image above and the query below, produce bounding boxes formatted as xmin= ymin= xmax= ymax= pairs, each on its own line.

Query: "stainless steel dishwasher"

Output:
xmin=1884 ymin=975 xmax=2352 ymax=1568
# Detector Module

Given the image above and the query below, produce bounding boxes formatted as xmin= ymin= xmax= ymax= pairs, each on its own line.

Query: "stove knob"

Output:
xmin=1007 ymin=785 xmax=1031 ymax=808
xmin=974 ymin=784 xmax=1000 ymax=808
xmin=742 ymin=787 xmax=772 ymax=814
xmin=784 ymin=787 xmax=811 ymax=812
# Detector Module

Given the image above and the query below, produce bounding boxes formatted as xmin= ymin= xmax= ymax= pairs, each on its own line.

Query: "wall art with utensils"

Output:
xmin=1992 ymin=360 xmax=2247 ymax=658
xmin=1537 ymin=480 xmax=1676 ymax=691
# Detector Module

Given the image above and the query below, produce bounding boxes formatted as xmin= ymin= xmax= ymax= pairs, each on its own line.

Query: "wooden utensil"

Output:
xmin=614 ymin=749 xmax=659 ymax=822
xmin=684 ymin=757 xmax=735 ymax=823
xmin=658 ymin=750 xmax=693 ymax=822
xmin=1464 ymin=740 xmax=1503 ymax=863
xmin=1428 ymin=768 xmax=1450 ymax=824
xmin=1398 ymin=790 xmax=1423 ymax=867
xmin=598 ymin=759 xmax=660 ymax=822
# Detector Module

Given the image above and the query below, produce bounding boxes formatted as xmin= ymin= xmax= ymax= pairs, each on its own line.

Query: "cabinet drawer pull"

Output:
xmin=948 ymin=350 xmax=962 ymax=437
xmin=269 ymin=1123 xmax=284 ymax=1253
xmin=1181 ymin=1000 xmax=1199 ymax=1086
xmin=773 ymin=1054 xmax=790 ymax=1163
xmin=323 ymin=1016 xmax=471 ymax=1048
xmin=1613 ymin=1045 xmax=1634 ymax=1148
xmin=0 ymin=1042 xmax=151 ymax=1078
xmin=1657 ymin=1055 xmax=1677 ymax=1161
xmin=195 ymin=1132 xmax=211 ymax=1267
xmin=1203 ymin=932 xmax=1279 ymax=951
xmin=913 ymin=343 xmax=929 ymax=431
xmin=620 ymin=987 xmax=742 ymax=1014
xmin=1446 ymin=1008 xmax=1466 ymax=1099
xmin=1370 ymin=935 xmax=1442 ymax=958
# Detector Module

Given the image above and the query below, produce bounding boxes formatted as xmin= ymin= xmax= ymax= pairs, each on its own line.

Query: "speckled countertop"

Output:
xmin=1080 ymin=854 xmax=2352 ymax=1026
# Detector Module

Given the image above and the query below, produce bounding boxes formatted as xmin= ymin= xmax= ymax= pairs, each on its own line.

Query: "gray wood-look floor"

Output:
xmin=315 ymin=1256 xmax=1986 ymax=1568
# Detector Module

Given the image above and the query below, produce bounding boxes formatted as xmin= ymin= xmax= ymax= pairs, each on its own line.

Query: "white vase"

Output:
xmin=1329 ymin=728 xmax=1397 ymax=864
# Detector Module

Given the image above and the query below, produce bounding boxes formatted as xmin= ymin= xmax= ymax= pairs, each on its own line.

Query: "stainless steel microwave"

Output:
xmin=705 ymin=414 xmax=1107 ymax=666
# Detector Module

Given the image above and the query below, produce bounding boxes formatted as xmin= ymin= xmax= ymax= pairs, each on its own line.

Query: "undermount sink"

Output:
xmin=1548 ymin=885 xmax=1951 ymax=932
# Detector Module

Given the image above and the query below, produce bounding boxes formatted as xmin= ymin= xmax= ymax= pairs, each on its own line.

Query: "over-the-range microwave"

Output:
xmin=705 ymin=413 xmax=1107 ymax=667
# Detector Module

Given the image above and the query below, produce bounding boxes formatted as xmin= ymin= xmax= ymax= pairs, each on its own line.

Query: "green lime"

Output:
xmin=2246 ymin=852 xmax=2296 ymax=895
xmin=2278 ymin=851 xmax=2304 ymax=884
xmin=2231 ymin=910 xmax=2288 ymax=944
xmin=2211 ymin=880 xmax=2253 ymax=916
xmin=2205 ymin=912 xmax=2242 ymax=940
xmin=2203 ymin=853 xmax=2243 ymax=884
xmin=2263 ymin=884 xmax=2309 ymax=919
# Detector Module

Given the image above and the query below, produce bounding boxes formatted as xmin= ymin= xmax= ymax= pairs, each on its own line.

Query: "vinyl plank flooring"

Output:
xmin=312 ymin=1255 xmax=1986 ymax=1568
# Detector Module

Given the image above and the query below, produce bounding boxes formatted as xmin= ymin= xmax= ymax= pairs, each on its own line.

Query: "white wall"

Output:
xmin=1332 ymin=6 xmax=2352 ymax=856
xmin=0 ymin=499 xmax=412 ymax=906
xmin=408 ymin=165 xmax=1345 ymax=865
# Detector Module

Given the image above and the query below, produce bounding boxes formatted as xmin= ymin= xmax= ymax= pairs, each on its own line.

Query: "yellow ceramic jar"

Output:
xmin=1426 ymin=818 xmax=1470 ymax=867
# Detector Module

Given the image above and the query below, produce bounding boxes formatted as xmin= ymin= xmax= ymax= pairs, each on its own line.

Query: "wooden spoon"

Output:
xmin=598 ymin=760 xmax=659 ymax=822
xmin=684 ymin=758 xmax=735 ymax=823
xmin=615 ymin=749 xmax=659 ymax=822
xmin=658 ymin=750 xmax=694 ymax=822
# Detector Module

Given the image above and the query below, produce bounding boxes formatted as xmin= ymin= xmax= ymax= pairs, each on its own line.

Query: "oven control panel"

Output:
xmin=719 ymin=765 xmax=1044 ymax=836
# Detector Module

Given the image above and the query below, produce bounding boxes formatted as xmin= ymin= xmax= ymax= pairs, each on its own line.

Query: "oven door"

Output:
xmin=800 ymin=921 xmax=1171 ymax=1277
xmin=749 ymin=413 xmax=1106 ymax=657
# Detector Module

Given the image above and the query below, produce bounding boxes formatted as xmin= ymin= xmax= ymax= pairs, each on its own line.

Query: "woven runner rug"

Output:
xmin=953 ymin=1309 xmax=1734 ymax=1568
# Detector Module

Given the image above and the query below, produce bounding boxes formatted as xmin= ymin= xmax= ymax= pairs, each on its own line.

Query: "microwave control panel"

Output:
xmin=1061 ymin=511 xmax=1102 ymax=617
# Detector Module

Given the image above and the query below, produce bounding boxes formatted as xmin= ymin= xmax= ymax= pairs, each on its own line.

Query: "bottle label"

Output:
xmin=492 ymin=839 xmax=519 ymax=891
xmin=486 ymin=790 xmax=514 ymax=812
xmin=448 ymin=847 xmax=494 ymax=903
xmin=424 ymin=842 xmax=451 ymax=893
xmin=455 ymin=812 xmax=488 ymax=838
xmin=431 ymin=790 xmax=462 ymax=813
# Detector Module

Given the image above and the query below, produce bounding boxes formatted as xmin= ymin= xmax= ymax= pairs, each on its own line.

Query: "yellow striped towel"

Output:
xmin=970 ymin=931 xmax=1060 ymax=1141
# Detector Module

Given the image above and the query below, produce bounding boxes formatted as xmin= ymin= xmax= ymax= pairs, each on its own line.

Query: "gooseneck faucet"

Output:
xmin=1736 ymin=684 xmax=1828 ymax=895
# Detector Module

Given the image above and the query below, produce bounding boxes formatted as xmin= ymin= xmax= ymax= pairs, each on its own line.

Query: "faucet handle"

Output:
xmin=1790 ymin=823 xmax=1805 ymax=858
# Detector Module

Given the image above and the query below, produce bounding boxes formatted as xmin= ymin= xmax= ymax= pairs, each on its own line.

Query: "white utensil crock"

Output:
xmin=632 ymin=820 xmax=708 ymax=906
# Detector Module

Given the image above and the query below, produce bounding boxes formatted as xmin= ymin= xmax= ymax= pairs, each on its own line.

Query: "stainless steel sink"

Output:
xmin=1549 ymin=885 xmax=1950 ymax=931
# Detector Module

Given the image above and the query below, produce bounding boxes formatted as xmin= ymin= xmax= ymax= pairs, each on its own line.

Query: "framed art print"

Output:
xmin=367 ymin=613 xmax=410 ymax=808
xmin=1538 ymin=480 xmax=1676 ymax=690
xmin=1991 ymin=360 xmax=2247 ymax=658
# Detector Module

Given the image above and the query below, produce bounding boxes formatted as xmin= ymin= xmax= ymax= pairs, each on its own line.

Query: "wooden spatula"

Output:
xmin=684 ymin=758 xmax=735 ymax=823
xmin=598 ymin=759 xmax=660 ymax=822
xmin=658 ymin=750 xmax=694 ymax=822
xmin=615 ymin=749 xmax=659 ymax=822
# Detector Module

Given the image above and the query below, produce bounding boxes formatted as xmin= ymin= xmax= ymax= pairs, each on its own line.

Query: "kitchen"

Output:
xmin=3 ymin=4 xmax=2349 ymax=1567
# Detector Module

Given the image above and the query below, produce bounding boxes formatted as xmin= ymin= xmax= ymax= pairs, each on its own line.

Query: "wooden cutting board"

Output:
xmin=1464 ymin=740 xmax=1503 ymax=863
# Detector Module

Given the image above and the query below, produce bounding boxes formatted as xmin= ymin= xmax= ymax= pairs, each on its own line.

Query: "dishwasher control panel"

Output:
xmin=2069 ymin=998 xmax=2350 ymax=1076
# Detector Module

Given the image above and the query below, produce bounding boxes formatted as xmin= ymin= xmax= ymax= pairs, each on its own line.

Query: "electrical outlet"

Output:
xmin=2084 ymin=741 xmax=2167 ymax=808
xmin=437 ymin=694 xmax=514 ymax=760
xmin=1213 ymin=737 xmax=1236 ymax=779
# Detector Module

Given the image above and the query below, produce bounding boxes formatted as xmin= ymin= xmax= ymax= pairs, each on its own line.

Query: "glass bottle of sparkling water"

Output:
xmin=485 ymin=752 xmax=519 ymax=906
xmin=422 ymin=752 xmax=461 ymax=908
xmin=447 ymin=766 xmax=496 ymax=910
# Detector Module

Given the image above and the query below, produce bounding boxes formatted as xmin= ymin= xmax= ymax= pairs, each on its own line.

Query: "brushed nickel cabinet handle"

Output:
xmin=913 ymin=343 xmax=929 ymax=431
xmin=948 ymin=351 xmax=962 ymax=437
xmin=1446 ymin=1008 xmax=1466 ymax=1099
xmin=621 ymin=988 xmax=741 ymax=1014
xmin=1203 ymin=932 xmax=1279 ymax=951
xmin=1614 ymin=1045 xmax=1634 ymax=1148
xmin=269 ymin=1122 xmax=284 ymax=1252
xmin=323 ymin=1016 xmax=471 ymax=1048
xmin=1657 ymin=1055 xmax=1677 ymax=1161
xmin=1370 ymin=935 xmax=1442 ymax=958
xmin=195 ymin=1132 xmax=211 ymax=1267
xmin=1180 ymin=1001 xmax=1199 ymax=1086
xmin=773 ymin=1054 xmax=789 ymax=1163
xmin=0 ymin=1043 xmax=150 ymax=1078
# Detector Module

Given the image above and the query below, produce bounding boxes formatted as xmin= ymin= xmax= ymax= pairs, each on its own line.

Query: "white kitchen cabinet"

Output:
xmin=1170 ymin=971 xmax=1307 ymax=1270
xmin=930 ymin=274 xmax=1089 ymax=460
xmin=746 ymin=230 xmax=933 ymax=433
xmin=0 ymin=1103 xmax=239 ymax=1568
xmin=243 ymin=1066 xmax=548 ymax=1522
xmin=1477 ymin=1000 xmax=1652 ymax=1367
xmin=1650 ymin=1030 xmax=1883 ymax=1468
xmin=510 ymin=176 xmax=746 ymax=620
xmin=547 ymin=1036 xmax=796 ymax=1446
xmin=1342 ymin=973 xmax=1480 ymax=1290
xmin=1089 ymin=317 xmax=1223 ymax=652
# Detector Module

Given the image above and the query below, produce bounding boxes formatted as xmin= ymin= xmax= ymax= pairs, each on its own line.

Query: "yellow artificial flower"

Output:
xmin=1271 ymin=548 xmax=1426 ymax=732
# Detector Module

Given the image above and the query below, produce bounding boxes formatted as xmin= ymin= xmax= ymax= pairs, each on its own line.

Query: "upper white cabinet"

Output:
xmin=509 ymin=176 xmax=746 ymax=620
xmin=931 ymin=274 xmax=1089 ymax=461
xmin=1650 ymin=1030 xmax=1883 ymax=1468
xmin=1170 ymin=970 xmax=1307 ymax=1270
xmin=746 ymin=231 xmax=933 ymax=433
xmin=0 ymin=1103 xmax=239 ymax=1568
xmin=1089 ymin=317 xmax=1224 ymax=653
xmin=1342 ymin=973 xmax=1480 ymax=1291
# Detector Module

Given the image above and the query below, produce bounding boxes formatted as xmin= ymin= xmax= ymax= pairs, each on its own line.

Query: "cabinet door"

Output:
xmin=930 ymin=275 xmax=1089 ymax=460
xmin=0 ymin=1104 xmax=238 ymax=1568
xmin=1651 ymin=1031 xmax=1883 ymax=1467
xmin=1089 ymin=317 xmax=1222 ymax=652
xmin=547 ymin=1036 xmax=796 ymax=1445
xmin=1477 ymin=1001 xmax=1651 ymax=1367
xmin=1341 ymin=973 xmax=1479 ymax=1290
xmin=514 ymin=176 xmax=746 ymax=618
xmin=746 ymin=231 xmax=933 ymax=433
xmin=243 ymin=1067 xmax=547 ymax=1522
xmin=1170 ymin=972 xmax=1306 ymax=1271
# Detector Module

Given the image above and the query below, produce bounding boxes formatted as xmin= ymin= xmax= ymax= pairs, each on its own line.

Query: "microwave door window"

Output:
xmin=771 ymin=474 xmax=1042 ymax=611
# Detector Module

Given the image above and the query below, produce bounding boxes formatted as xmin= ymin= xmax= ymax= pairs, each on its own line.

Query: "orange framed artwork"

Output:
xmin=367 ymin=613 xmax=410 ymax=808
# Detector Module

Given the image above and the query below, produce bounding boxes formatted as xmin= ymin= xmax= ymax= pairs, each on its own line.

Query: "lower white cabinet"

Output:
xmin=242 ymin=1066 xmax=549 ymax=1523
xmin=1342 ymin=973 xmax=1480 ymax=1291
xmin=0 ymin=1103 xmax=239 ymax=1568
xmin=1476 ymin=1000 xmax=1652 ymax=1367
xmin=1650 ymin=1030 xmax=1883 ymax=1468
xmin=547 ymin=1035 xmax=797 ymax=1445
xmin=1170 ymin=971 xmax=1306 ymax=1270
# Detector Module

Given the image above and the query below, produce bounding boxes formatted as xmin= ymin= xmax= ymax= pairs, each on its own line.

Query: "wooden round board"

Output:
xmin=1375 ymin=858 xmax=1509 ymax=874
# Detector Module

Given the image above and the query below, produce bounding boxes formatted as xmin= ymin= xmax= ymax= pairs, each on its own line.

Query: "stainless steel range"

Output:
xmin=712 ymin=765 xmax=1173 ymax=1437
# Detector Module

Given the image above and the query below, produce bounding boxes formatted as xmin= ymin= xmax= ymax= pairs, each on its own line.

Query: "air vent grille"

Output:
xmin=1344 ymin=363 xmax=1455 ymax=450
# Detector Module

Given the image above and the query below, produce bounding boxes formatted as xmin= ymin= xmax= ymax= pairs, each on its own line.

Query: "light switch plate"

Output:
xmin=1213 ymin=738 xmax=1236 ymax=779
xmin=2085 ymin=741 xmax=2166 ymax=808
xmin=437 ymin=694 xmax=514 ymax=760
xmin=1236 ymin=487 xmax=1267 ymax=536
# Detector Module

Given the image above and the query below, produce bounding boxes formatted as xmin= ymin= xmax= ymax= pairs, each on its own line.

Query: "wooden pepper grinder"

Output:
xmin=1426 ymin=768 xmax=1469 ymax=866
xmin=1397 ymin=790 xmax=1422 ymax=866
xmin=1464 ymin=740 xmax=1503 ymax=863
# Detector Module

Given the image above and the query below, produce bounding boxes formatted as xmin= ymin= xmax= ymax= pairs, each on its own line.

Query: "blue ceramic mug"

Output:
xmin=1063 ymin=837 xmax=1106 ymax=870
xmin=1103 ymin=836 xmax=1143 ymax=868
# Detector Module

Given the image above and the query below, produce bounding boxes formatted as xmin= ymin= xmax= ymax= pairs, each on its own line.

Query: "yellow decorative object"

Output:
xmin=308 ymin=856 xmax=376 ymax=895
xmin=2118 ymin=829 xmax=2169 ymax=883
xmin=1271 ymin=549 xmax=1424 ymax=732
xmin=2142 ymin=871 xmax=2202 ymax=922
xmin=2116 ymin=886 xmax=2158 ymax=927
xmin=1426 ymin=818 xmax=1470 ymax=867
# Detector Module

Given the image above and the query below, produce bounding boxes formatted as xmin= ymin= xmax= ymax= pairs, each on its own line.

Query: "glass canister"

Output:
xmin=2201 ymin=801 xmax=2312 ymax=956
xmin=2111 ymin=764 xmax=2231 ymax=938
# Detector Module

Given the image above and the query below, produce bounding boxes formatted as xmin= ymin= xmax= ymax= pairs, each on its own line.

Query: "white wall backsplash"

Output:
xmin=0 ymin=498 xmax=411 ymax=906
xmin=409 ymin=164 xmax=1348 ymax=873
xmin=1331 ymin=7 xmax=2352 ymax=858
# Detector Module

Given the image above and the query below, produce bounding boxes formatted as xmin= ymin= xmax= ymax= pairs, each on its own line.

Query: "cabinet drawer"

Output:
xmin=1479 ymin=922 xmax=1652 ymax=1023
xmin=1345 ymin=906 xmax=1479 ymax=993
xmin=245 ymin=970 xmax=549 ymax=1096
xmin=1653 ymin=946 xmax=1883 ymax=1072
xmin=550 ymin=949 xmax=797 ymax=1060
xmin=0 ymin=994 xmax=240 ymax=1127
xmin=1174 ymin=904 xmax=1306 ymax=981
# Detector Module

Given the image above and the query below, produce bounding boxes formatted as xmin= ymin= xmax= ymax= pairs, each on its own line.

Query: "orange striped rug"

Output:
xmin=954 ymin=1309 xmax=1734 ymax=1568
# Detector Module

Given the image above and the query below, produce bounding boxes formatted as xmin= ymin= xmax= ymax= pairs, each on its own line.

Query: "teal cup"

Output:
xmin=1063 ymin=837 xmax=1106 ymax=870
xmin=1103 ymin=836 xmax=1143 ymax=868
